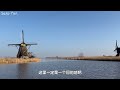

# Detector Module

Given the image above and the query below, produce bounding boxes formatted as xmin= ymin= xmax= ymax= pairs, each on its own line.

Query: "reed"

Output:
xmin=0 ymin=58 xmax=40 ymax=64
xmin=62 ymin=56 xmax=120 ymax=61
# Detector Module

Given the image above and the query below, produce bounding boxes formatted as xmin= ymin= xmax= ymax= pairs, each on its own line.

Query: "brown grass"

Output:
xmin=0 ymin=58 xmax=40 ymax=64
xmin=62 ymin=56 xmax=120 ymax=61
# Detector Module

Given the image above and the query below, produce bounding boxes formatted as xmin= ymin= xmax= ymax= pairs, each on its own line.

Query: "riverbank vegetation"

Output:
xmin=0 ymin=58 xmax=40 ymax=64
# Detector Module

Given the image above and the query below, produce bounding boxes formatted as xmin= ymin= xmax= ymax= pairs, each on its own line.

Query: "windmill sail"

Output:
xmin=8 ymin=30 xmax=37 ymax=58
xmin=22 ymin=30 xmax=24 ymax=43
xmin=114 ymin=40 xmax=120 ymax=56
xmin=116 ymin=40 xmax=118 ymax=48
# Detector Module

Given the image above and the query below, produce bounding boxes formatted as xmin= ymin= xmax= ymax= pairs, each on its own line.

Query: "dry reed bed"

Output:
xmin=63 ymin=56 xmax=120 ymax=61
xmin=0 ymin=58 xmax=40 ymax=64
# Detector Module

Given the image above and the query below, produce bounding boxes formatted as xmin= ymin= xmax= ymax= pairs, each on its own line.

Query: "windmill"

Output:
xmin=8 ymin=30 xmax=37 ymax=58
xmin=114 ymin=40 xmax=120 ymax=56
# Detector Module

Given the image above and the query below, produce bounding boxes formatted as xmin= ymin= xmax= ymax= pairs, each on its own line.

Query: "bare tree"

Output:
xmin=78 ymin=52 xmax=84 ymax=57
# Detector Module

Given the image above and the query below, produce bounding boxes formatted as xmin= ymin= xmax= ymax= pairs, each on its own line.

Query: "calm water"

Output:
xmin=0 ymin=59 xmax=120 ymax=79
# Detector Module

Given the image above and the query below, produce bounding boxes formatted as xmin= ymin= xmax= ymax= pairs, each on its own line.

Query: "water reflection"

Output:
xmin=1 ymin=59 xmax=120 ymax=79
xmin=113 ymin=62 xmax=120 ymax=79
xmin=17 ymin=64 xmax=28 ymax=79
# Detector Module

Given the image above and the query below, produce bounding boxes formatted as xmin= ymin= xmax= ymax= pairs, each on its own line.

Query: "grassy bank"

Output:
xmin=61 ymin=56 xmax=120 ymax=61
xmin=0 ymin=58 xmax=40 ymax=64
